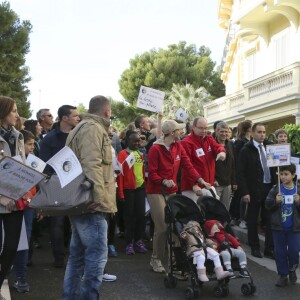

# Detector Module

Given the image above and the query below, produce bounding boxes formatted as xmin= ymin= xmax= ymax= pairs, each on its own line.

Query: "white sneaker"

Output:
xmin=150 ymin=257 xmax=166 ymax=273
xmin=239 ymin=220 xmax=247 ymax=229
xmin=103 ymin=273 xmax=117 ymax=282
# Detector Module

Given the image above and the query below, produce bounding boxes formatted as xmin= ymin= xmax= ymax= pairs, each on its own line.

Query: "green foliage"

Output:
xmin=283 ymin=124 xmax=300 ymax=155
xmin=77 ymin=102 xmax=88 ymax=113
xmin=163 ymin=83 xmax=210 ymax=120
xmin=119 ymin=41 xmax=225 ymax=105
xmin=110 ymin=99 xmax=140 ymax=131
xmin=0 ymin=1 xmax=32 ymax=117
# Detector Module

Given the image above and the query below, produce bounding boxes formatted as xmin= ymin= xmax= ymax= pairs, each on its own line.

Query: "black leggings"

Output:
xmin=123 ymin=186 xmax=146 ymax=244
xmin=0 ymin=210 xmax=23 ymax=288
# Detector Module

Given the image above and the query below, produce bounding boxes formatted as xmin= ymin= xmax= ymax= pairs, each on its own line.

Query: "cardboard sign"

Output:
xmin=266 ymin=144 xmax=291 ymax=167
xmin=26 ymin=154 xmax=47 ymax=173
xmin=175 ymin=108 xmax=189 ymax=121
xmin=291 ymin=156 xmax=300 ymax=179
xmin=46 ymin=146 xmax=82 ymax=188
xmin=136 ymin=86 xmax=164 ymax=113
xmin=0 ymin=156 xmax=45 ymax=200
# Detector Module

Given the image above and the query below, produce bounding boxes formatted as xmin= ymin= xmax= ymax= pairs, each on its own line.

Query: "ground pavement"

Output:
xmin=5 ymin=226 xmax=300 ymax=300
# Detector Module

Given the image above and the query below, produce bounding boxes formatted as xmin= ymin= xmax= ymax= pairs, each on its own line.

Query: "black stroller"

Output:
xmin=163 ymin=194 xmax=256 ymax=299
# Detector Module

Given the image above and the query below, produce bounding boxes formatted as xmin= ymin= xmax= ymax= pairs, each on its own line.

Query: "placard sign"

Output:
xmin=266 ymin=144 xmax=291 ymax=167
xmin=291 ymin=156 xmax=300 ymax=179
xmin=0 ymin=156 xmax=45 ymax=200
xmin=46 ymin=146 xmax=82 ymax=188
xmin=136 ymin=86 xmax=164 ymax=113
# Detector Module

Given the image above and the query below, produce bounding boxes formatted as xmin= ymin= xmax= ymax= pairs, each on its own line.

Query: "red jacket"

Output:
xmin=181 ymin=131 xmax=225 ymax=190
xmin=204 ymin=220 xmax=240 ymax=251
xmin=146 ymin=138 xmax=200 ymax=194
xmin=117 ymin=148 xmax=145 ymax=199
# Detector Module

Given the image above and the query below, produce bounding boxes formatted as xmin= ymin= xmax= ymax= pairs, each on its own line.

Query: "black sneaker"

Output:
xmin=227 ymin=269 xmax=236 ymax=279
xmin=275 ymin=276 xmax=288 ymax=287
xmin=239 ymin=268 xmax=250 ymax=278
xmin=289 ymin=270 xmax=297 ymax=284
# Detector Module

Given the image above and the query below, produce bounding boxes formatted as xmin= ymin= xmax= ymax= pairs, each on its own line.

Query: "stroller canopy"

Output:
xmin=198 ymin=196 xmax=231 ymax=225
xmin=166 ymin=194 xmax=205 ymax=225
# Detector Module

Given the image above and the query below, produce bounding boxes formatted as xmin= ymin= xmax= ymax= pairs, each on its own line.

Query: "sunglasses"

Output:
xmin=45 ymin=114 xmax=53 ymax=118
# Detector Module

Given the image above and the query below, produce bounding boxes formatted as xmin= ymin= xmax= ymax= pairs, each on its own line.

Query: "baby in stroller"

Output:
xmin=180 ymin=220 xmax=230 ymax=282
xmin=204 ymin=220 xmax=249 ymax=279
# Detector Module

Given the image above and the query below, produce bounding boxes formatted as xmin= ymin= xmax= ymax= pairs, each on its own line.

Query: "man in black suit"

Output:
xmin=237 ymin=123 xmax=274 ymax=258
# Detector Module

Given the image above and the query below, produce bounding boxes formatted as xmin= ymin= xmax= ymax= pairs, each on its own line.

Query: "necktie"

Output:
xmin=258 ymin=144 xmax=271 ymax=183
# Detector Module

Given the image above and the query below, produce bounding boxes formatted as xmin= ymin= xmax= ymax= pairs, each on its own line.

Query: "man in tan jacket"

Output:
xmin=61 ymin=95 xmax=117 ymax=300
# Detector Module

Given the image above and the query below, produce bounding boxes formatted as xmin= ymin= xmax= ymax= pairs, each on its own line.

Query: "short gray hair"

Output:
xmin=216 ymin=121 xmax=229 ymax=131
xmin=36 ymin=108 xmax=50 ymax=121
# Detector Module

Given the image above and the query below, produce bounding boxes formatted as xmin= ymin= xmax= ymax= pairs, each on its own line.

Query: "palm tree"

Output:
xmin=163 ymin=83 xmax=211 ymax=120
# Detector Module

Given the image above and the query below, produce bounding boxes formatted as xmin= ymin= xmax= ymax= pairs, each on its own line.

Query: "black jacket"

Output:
xmin=237 ymin=139 xmax=275 ymax=199
xmin=266 ymin=185 xmax=300 ymax=231
xmin=215 ymin=140 xmax=236 ymax=186
xmin=39 ymin=124 xmax=69 ymax=175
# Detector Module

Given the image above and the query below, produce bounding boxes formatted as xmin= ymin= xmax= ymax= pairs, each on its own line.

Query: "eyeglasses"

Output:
xmin=195 ymin=126 xmax=209 ymax=131
xmin=44 ymin=114 xmax=53 ymax=118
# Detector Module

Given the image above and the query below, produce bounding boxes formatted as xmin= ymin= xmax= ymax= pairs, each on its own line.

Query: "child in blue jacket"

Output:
xmin=266 ymin=163 xmax=300 ymax=287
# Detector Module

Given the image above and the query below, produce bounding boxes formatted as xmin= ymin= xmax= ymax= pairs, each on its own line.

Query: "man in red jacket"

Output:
xmin=147 ymin=120 xmax=203 ymax=273
xmin=181 ymin=117 xmax=226 ymax=202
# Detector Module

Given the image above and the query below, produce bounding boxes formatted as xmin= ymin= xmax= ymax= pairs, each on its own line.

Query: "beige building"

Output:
xmin=204 ymin=0 xmax=300 ymax=133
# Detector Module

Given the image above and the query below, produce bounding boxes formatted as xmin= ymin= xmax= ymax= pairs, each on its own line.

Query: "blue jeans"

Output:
xmin=61 ymin=213 xmax=108 ymax=300
xmin=13 ymin=209 xmax=35 ymax=282
xmin=272 ymin=230 xmax=300 ymax=276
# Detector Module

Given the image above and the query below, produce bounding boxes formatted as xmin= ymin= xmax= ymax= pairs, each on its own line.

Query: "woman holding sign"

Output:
xmin=0 ymin=96 xmax=25 ymax=299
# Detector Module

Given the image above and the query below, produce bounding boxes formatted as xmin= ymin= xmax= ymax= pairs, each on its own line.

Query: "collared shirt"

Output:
xmin=253 ymin=140 xmax=271 ymax=184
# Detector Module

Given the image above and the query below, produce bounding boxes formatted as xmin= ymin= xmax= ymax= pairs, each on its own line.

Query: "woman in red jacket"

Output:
xmin=147 ymin=120 xmax=203 ymax=273
xmin=117 ymin=131 xmax=147 ymax=255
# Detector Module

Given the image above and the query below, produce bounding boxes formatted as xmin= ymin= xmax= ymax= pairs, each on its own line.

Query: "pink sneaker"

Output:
xmin=134 ymin=240 xmax=147 ymax=253
xmin=125 ymin=243 xmax=135 ymax=255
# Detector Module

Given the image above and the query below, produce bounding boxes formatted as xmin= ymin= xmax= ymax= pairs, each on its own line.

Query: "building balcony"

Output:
xmin=233 ymin=0 xmax=300 ymax=43
xmin=204 ymin=62 xmax=300 ymax=126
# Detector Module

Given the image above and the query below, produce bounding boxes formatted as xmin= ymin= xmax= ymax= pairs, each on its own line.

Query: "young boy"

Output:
xmin=274 ymin=129 xmax=288 ymax=145
xmin=13 ymin=130 xmax=37 ymax=293
xmin=266 ymin=164 xmax=300 ymax=287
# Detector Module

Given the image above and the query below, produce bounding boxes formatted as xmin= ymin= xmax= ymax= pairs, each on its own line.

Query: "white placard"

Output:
xmin=125 ymin=152 xmax=136 ymax=169
xmin=266 ymin=144 xmax=291 ymax=167
xmin=46 ymin=146 xmax=82 ymax=188
xmin=136 ymin=86 xmax=164 ymax=113
xmin=0 ymin=157 xmax=45 ymax=200
xmin=175 ymin=108 xmax=189 ymax=121
xmin=26 ymin=154 xmax=47 ymax=173
xmin=291 ymin=156 xmax=300 ymax=179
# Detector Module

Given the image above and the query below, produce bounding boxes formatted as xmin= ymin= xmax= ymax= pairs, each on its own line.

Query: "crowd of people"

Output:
xmin=0 ymin=94 xmax=300 ymax=300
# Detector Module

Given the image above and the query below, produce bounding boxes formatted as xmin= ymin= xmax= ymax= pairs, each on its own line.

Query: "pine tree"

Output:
xmin=0 ymin=1 xmax=32 ymax=117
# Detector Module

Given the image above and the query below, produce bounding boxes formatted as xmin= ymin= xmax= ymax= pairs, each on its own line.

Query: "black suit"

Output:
xmin=237 ymin=139 xmax=274 ymax=251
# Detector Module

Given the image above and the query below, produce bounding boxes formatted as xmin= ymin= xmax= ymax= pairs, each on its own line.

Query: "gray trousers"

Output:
xmin=220 ymin=248 xmax=247 ymax=269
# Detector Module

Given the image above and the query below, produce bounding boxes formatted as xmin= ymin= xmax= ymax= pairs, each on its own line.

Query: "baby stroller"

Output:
xmin=164 ymin=193 xmax=256 ymax=299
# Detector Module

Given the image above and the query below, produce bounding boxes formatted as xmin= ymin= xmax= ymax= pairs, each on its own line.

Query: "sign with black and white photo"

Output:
xmin=0 ymin=156 xmax=45 ymax=200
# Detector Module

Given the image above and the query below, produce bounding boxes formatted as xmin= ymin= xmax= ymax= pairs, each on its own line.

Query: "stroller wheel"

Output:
xmin=249 ymin=283 xmax=256 ymax=295
xmin=164 ymin=274 xmax=177 ymax=289
xmin=241 ymin=283 xmax=251 ymax=296
xmin=213 ymin=285 xmax=224 ymax=298
xmin=193 ymin=286 xmax=201 ymax=298
xmin=221 ymin=286 xmax=229 ymax=297
xmin=184 ymin=286 xmax=194 ymax=300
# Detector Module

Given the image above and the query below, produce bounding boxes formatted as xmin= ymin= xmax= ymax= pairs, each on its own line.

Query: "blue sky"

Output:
xmin=8 ymin=0 xmax=225 ymax=118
